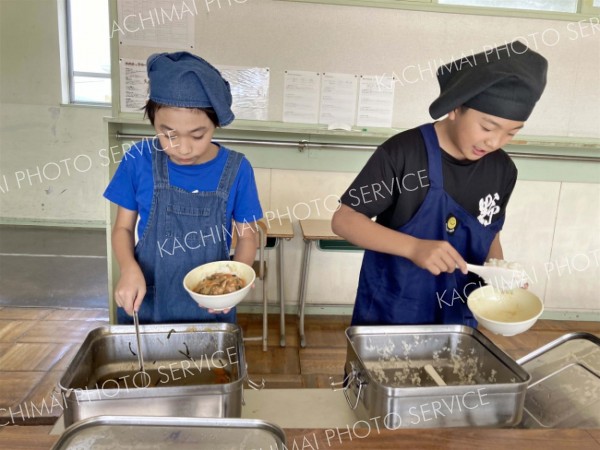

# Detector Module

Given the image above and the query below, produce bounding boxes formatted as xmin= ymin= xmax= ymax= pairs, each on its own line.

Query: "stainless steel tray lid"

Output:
xmin=51 ymin=416 xmax=286 ymax=450
xmin=517 ymin=332 xmax=600 ymax=428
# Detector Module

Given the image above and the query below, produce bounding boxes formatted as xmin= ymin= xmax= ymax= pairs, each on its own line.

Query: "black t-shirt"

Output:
xmin=340 ymin=125 xmax=517 ymax=229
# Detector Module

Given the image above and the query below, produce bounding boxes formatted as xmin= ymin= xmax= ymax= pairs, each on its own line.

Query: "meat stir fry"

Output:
xmin=194 ymin=273 xmax=245 ymax=295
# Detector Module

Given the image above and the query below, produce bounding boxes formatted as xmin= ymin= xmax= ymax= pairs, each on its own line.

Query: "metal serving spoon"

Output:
xmin=133 ymin=310 xmax=145 ymax=374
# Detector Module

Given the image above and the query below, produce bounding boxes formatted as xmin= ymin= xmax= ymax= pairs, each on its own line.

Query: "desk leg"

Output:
xmin=277 ymin=238 xmax=286 ymax=347
xmin=298 ymin=238 xmax=312 ymax=348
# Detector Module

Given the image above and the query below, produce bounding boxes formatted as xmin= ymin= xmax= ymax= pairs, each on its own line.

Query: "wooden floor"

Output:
xmin=0 ymin=306 xmax=599 ymax=444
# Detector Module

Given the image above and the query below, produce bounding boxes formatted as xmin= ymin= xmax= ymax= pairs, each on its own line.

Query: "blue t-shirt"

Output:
xmin=103 ymin=140 xmax=263 ymax=243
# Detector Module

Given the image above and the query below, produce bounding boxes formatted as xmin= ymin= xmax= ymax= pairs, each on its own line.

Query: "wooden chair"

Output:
xmin=231 ymin=220 xmax=268 ymax=351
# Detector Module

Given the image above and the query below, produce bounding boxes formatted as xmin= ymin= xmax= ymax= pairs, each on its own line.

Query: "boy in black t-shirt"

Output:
xmin=332 ymin=41 xmax=548 ymax=327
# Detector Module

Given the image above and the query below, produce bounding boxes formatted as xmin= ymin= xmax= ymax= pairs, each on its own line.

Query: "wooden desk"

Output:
xmin=284 ymin=428 xmax=600 ymax=449
xmin=6 ymin=425 xmax=600 ymax=450
xmin=297 ymin=219 xmax=344 ymax=347
xmin=265 ymin=218 xmax=294 ymax=347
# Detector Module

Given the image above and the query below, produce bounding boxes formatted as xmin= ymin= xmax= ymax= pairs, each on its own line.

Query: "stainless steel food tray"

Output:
xmin=517 ymin=332 xmax=600 ymax=428
xmin=59 ymin=323 xmax=246 ymax=427
xmin=51 ymin=416 xmax=286 ymax=450
xmin=342 ymin=325 xmax=530 ymax=428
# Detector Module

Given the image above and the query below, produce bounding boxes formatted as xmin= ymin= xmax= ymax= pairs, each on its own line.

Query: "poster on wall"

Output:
xmin=115 ymin=0 xmax=195 ymax=49
xmin=356 ymin=75 xmax=395 ymax=128
xmin=282 ymin=71 xmax=321 ymax=124
xmin=319 ymin=73 xmax=358 ymax=126
xmin=218 ymin=66 xmax=270 ymax=121
xmin=119 ymin=58 xmax=149 ymax=113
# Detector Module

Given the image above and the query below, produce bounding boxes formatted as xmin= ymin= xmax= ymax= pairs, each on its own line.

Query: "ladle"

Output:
xmin=133 ymin=310 xmax=145 ymax=373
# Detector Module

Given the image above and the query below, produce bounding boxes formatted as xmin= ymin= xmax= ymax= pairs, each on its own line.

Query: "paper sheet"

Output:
xmin=218 ymin=66 xmax=270 ymax=121
xmin=115 ymin=0 xmax=195 ymax=49
xmin=356 ymin=75 xmax=396 ymax=128
xmin=119 ymin=58 xmax=149 ymax=113
xmin=319 ymin=73 xmax=358 ymax=126
xmin=283 ymin=71 xmax=321 ymax=124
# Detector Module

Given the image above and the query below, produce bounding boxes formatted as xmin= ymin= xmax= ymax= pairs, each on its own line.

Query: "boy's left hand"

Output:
xmin=207 ymin=307 xmax=232 ymax=314
xmin=203 ymin=283 xmax=255 ymax=315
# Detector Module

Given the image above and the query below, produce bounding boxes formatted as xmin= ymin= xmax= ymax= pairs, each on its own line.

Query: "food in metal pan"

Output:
xmin=95 ymin=366 xmax=231 ymax=388
xmin=194 ymin=272 xmax=246 ymax=295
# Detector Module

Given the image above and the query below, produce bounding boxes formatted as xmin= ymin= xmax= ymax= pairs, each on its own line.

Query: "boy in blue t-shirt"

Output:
xmin=104 ymin=52 xmax=263 ymax=324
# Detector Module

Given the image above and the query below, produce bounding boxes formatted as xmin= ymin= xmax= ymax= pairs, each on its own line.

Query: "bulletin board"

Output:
xmin=110 ymin=0 xmax=600 ymax=137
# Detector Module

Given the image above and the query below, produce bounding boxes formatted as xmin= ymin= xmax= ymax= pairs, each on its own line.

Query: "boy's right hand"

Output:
xmin=408 ymin=239 xmax=467 ymax=276
xmin=114 ymin=266 xmax=146 ymax=317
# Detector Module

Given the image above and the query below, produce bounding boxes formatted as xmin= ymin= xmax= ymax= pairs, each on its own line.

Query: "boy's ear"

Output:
xmin=447 ymin=106 xmax=465 ymax=121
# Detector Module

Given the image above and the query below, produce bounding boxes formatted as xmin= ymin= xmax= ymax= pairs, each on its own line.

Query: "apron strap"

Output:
xmin=216 ymin=149 xmax=244 ymax=194
xmin=418 ymin=124 xmax=444 ymax=190
xmin=152 ymin=138 xmax=170 ymax=187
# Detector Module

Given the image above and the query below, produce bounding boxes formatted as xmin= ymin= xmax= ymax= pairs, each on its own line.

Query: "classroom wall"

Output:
xmin=0 ymin=0 xmax=108 ymax=225
xmin=0 ymin=0 xmax=598 ymax=315
xmin=1 ymin=0 xmax=598 ymax=224
xmin=116 ymin=0 xmax=600 ymax=137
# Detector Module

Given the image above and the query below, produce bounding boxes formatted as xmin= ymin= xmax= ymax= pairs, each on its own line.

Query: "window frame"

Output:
xmin=277 ymin=0 xmax=600 ymax=21
xmin=64 ymin=0 xmax=112 ymax=106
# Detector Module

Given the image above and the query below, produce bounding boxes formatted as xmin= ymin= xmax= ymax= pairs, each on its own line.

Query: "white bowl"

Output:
xmin=183 ymin=260 xmax=255 ymax=311
xmin=467 ymin=286 xmax=544 ymax=336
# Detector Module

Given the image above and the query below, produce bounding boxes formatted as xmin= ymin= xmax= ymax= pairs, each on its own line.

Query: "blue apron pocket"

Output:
xmin=164 ymin=204 xmax=211 ymax=240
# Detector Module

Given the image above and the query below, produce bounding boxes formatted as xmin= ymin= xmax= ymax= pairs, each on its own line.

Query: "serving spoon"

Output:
xmin=424 ymin=364 xmax=446 ymax=386
xmin=133 ymin=310 xmax=145 ymax=374
xmin=466 ymin=263 xmax=528 ymax=291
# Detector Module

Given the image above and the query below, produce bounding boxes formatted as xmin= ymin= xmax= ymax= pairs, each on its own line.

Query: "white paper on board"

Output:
xmin=319 ymin=73 xmax=358 ymax=126
xmin=116 ymin=0 xmax=195 ymax=49
xmin=283 ymin=71 xmax=321 ymax=124
xmin=356 ymin=75 xmax=395 ymax=128
xmin=119 ymin=58 xmax=149 ymax=113
xmin=218 ymin=66 xmax=270 ymax=121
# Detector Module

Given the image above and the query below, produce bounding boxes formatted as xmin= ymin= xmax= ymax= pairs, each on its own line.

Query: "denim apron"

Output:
xmin=350 ymin=123 xmax=504 ymax=327
xmin=117 ymin=142 xmax=242 ymax=325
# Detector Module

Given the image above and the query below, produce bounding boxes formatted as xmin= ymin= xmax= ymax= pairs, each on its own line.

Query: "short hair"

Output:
xmin=143 ymin=99 xmax=220 ymax=128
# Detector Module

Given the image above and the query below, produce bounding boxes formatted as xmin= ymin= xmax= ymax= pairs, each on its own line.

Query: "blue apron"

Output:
xmin=350 ymin=124 xmax=504 ymax=327
xmin=117 ymin=142 xmax=242 ymax=325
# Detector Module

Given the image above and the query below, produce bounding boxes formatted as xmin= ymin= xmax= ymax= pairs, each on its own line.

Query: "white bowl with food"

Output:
xmin=183 ymin=260 xmax=255 ymax=311
xmin=467 ymin=286 xmax=544 ymax=336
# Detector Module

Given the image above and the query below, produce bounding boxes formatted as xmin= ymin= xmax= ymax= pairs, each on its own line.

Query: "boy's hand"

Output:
xmin=207 ymin=307 xmax=232 ymax=314
xmin=114 ymin=265 xmax=146 ymax=316
xmin=408 ymin=239 xmax=467 ymax=276
xmin=205 ymin=283 xmax=255 ymax=315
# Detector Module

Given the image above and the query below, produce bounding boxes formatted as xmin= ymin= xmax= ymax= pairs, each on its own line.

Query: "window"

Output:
xmin=280 ymin=0 xmax=600 ymax=20
xmin=438 ymin=0 xmax=578 ymax=14
xmin=66 ymin=0 xmax=111 ymax=104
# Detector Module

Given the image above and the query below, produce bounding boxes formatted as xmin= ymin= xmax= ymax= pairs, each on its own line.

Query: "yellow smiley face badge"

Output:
xmin=446 ymin=215 xmax=458 ymax=234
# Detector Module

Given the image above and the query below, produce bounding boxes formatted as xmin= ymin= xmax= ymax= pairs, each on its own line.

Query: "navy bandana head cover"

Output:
xmin=429 ymin=41 xmax=548 ymax=121
xmin=146 ymin=52 xmax=235 ymax=127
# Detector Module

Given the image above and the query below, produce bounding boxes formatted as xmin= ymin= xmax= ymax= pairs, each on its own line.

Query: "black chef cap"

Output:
xmin=429 ymin=41 xmax=548 ymax=121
